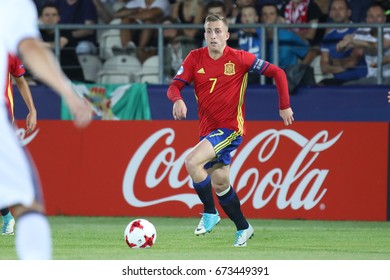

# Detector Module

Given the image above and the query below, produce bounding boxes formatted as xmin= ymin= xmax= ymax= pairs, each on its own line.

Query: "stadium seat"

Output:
xmin=97 ymin=55 xmax=142 ymax=84
xmin=77 ymin=54 xmax=102 ymax=83
xmin=139 ymin=55 xmax=160 ymax=84
xmin=97 ymin=71 xmax=132 ymax=84
xmin=99 ymin=29 xmax=122 ymax=60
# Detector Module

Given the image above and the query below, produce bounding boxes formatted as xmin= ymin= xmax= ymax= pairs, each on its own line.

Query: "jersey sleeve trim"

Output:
xmin=173 ymin=77 xmax=190 ymax=86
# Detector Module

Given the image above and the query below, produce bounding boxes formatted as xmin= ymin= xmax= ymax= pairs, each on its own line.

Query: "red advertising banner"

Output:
xmin=17 ymin=120 xmax=388 ymax=221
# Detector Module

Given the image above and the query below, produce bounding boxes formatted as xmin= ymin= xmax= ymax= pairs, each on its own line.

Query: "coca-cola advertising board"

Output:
xmin=18 ymin=120 xmax=388 ymax=221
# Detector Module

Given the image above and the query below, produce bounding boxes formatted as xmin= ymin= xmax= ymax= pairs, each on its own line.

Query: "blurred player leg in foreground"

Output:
xmin=0 ymin=0 xmax=91 ymax=259
xmin=1 ymin=208 xmax=15 ymax=235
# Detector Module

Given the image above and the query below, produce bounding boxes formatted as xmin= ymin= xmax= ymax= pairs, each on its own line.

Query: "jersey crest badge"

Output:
xmin=224 ymin=62 xmax=235 ymax=76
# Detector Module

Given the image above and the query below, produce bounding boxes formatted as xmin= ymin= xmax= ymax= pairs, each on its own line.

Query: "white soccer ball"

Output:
xmin=124 ymin=219 xmax=157 ymax=249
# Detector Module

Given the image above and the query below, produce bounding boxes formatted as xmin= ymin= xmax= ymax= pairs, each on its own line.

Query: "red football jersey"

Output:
xmin=5 ymin=54 xmax=25 ymax=119
xmin=174 ymin=46 xmax=260 ymax=136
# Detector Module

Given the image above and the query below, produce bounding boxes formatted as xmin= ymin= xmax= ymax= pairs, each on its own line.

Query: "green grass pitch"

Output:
xmin=1 ymin=216 xmax=390 ymax=260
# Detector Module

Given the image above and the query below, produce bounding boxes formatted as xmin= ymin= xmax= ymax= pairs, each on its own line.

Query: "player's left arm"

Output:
xmin=264 ymin=63 xmax=294 ymax=126
xmin=13 ymin=75 xmax=37 ymax=133
xmin=251 ymin=58 xmax=294 ymax=126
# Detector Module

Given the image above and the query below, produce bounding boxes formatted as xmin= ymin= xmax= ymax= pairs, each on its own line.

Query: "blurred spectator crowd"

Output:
xmin=31 ymin=0 xmax=390 ymax=87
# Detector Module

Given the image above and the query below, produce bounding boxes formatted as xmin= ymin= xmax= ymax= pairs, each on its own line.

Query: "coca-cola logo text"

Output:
xmin=123 ymin=128 xmax=343 ymax=211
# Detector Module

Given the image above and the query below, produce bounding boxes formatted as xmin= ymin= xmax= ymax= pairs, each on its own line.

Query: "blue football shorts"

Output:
xmin=201 ymin=128 xmax=242 ymax=169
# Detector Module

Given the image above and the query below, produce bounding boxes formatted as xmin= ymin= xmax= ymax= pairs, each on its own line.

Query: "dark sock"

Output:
xmin=1 ymin=208 xmax=10 ymax=216
xmin=193 ymin=176 xmax=216 ymax=214
xmin=218 ymin=186 xmax=248 ymax=230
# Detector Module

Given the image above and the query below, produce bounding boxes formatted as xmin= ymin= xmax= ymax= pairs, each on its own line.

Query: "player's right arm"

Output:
xmin=18 ymin=38 xmax=91 ymax=128
xmin=167 ymin=79 xmax=187 ymax=120
xmin=166 ymin=51 xmax=196 ymax=120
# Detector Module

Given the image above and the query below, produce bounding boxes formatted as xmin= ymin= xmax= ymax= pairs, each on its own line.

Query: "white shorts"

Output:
xmin=0 ymin=104 xmax=40 ymax=209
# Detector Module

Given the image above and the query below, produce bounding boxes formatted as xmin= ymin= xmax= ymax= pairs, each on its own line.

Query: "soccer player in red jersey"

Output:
xmin=5 ymin=54 xmax=37 ymax=130
xmin=1 ymin=54 xmax=38 ymax=235
xmin=167 ymin=14 xmax=294 ymax=246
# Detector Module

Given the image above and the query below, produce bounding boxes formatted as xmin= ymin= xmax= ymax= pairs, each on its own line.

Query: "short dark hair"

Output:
xmin=369 ymin=1 xmax=386 ymax=12
xmin=330 ymin=0 xmax=351 ymax=10
xmin=205 ymin=1 xmax=227 ymax=14
xmin=260 ymin=3 xmax=279 ymax=14
xmin=39 ymin=1 xmax=60 ymax=16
